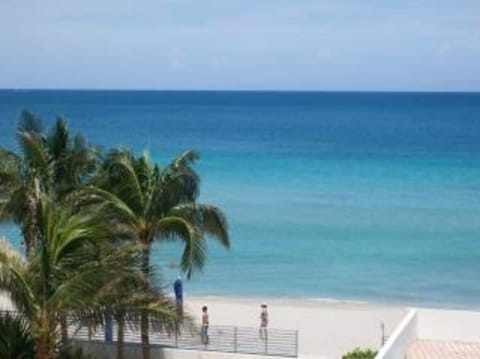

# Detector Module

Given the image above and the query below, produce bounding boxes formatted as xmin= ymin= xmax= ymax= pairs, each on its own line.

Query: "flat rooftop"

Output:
xmin=408 ymin=340 xmax=480 ymax=359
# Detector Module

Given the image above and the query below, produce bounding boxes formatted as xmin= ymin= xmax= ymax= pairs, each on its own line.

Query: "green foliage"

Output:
xmin=342 ymin=348 xmax=378 ymax=359
xmin=0 ymin=111 xmax=97 ymax=253
xmin=0 ymin=111 xmax=222 ymax=359
xmin=0 ymin=312 xmax=35 ymax=359
xmin=83 ymin=149 xmax=229 ymax=359
xmin=89 ymin=149 xmax=230 ymax=278
xmin=0 ymin=196 xmax=132 ymax=356
xmin=0 ymin=194 xmax=183 ymax=358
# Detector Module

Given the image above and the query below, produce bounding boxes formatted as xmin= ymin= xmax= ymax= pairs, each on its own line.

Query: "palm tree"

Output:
xmin=0 ymin=111 xmax=96 ymax=255
xmin=0 ymin=194 xmax=150 ymax=359
xmin=81 ymin=149 xmax=230 ymax=359
xmin=46 ymin=116 xmax=97 ymax=200
xmin=0 ymin=113 xmax=98 ymax=352
xmin=0 ymin=111 xmax=50 ymax=254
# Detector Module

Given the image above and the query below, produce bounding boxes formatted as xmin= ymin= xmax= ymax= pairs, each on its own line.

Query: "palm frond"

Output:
xmin=171 ymin=150 xmax=200 ymax=169
xmin=0 ymin=149 xmax=22 ymax=188
xmin=16 ymin=130 xmax=52 ymax=188
xmin=156 ymin=216 xmax=205 ymax=278
xmin=0 ymin=187 xmax=27 ymax=223
xmin=50 ymin=242 xmax=144 ymax=313
xmin=48 ymin=117 xmax=69 ymax=161
xmin=102 ymin=150 xmax=145 ymax=213
xmin=46 ymin=118 xmax=97 ymax=197
xmin=17 ymin=110 xmax=42 ymax=134
xmin=170 ymin=203 xmax=230 ymax=248
xmin=0 ymin=312 xmax=35 ymax=359
xmin=65 ymin=186 xmax=139 ymax=229
xmin=0 ymin=239 xmax=37 ymax=320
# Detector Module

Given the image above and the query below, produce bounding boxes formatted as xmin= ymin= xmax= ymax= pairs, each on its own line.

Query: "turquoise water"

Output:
xmin=1 ymin=90 xmax=480 ymax=308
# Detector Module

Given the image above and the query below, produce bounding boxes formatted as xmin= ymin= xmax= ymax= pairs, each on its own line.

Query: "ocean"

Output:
xmin=1 ymin=90 xmax=479 ymax=309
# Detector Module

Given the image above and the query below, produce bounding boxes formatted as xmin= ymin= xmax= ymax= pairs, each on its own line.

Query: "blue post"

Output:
xmin=105 ymin=314 xmax=113 ymax=343
xmin=174 ymin=276 xmax=183 ymax=313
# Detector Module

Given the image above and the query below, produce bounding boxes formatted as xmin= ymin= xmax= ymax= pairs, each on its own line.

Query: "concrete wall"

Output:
xmin=74 ymin=341 xmax=270 ymax=359
xmin=375 ymin=310 xmax=418 ymax=359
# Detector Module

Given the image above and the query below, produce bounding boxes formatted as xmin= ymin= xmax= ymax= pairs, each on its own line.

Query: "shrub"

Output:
xmin=0 ymin=312 xmax=35 ymax=359
xmin=342 ymin=347 xmax=378 ymax=359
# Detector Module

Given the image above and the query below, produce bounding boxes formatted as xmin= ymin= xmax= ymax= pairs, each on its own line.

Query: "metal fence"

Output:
xmin=0 ymin=311 xmax=298 ymax=357
xmin=72 ymin=322 xmax=298 ymax=357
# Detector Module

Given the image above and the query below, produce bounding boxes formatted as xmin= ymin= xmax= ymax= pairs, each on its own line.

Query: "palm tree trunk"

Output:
xmin=60 ymin=315 xmax=68 ymax=346
xmin=34 ymin=339 xmax=50 ymax=359
xmin=141 ymin=311 xmax=150 ymax=359
xmin=141 ymin=243 xmax=150 ymax=359
xmin=22 ymin=226 xmax=34 ymax=256
xmin=24 ymin=188 xmax=40 ymax=256
xmin=117 ymin=313 xmax=125 ymax=359
xmin=88 ymin=319 xmax=93 ymax=340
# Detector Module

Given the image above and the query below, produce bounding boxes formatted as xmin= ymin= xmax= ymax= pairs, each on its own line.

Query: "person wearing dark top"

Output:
xmin=174 ymin=276 xmax=183 ymax=313
xmin=259 ymin=304 xmax=268 ymax=340
xmin=201 ymin=305 xmax=209 ymax=344
xmin=105 ymin=314 xmax=113 ymax=343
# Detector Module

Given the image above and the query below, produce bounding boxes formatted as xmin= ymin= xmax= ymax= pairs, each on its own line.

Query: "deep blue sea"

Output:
xmin=1 ymin=90 xmax=480 ymax=308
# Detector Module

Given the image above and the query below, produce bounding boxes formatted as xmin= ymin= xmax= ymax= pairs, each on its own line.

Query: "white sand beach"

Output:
xmin=185 ymin=296 xmax=406 ymax=358
xmin=3 ymin=292 xmax=405 ymax=357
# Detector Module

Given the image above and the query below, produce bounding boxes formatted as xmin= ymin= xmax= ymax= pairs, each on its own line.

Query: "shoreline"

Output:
xmin=179 ymin=292 xmax=480 ymax=312
xmin=183 ymin=294 xmax=392 ymax=310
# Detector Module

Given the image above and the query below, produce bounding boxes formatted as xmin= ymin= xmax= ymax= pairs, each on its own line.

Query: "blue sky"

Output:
xmin=0 ymin=0 xmax=479 ymax=91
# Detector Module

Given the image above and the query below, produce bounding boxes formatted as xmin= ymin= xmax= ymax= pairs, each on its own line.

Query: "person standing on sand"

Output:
xmin=201 ymin=305 xmax=209 ymax=344
xmin=259 ymin=304 xmax=268 ymax=340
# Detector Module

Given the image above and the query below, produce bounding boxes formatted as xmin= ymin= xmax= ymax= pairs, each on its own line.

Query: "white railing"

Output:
xmin=0 ymin=310 xmax=298 ymax=358
xmin=72 ymin=323 xmax=298 ymax=357
xmin=376 ymin=309 xmax=418 ymax=359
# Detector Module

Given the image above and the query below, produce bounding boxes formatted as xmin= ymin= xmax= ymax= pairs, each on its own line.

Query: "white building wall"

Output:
xmin=75 ymin=341 xmax=271 ymax=359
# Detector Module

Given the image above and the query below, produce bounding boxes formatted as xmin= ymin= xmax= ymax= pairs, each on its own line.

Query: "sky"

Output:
xmin=0 ymin=0 xmax=479 ymax=91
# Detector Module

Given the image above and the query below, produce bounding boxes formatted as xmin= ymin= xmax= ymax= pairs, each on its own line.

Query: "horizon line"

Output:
xmin=1 ymin=88 xmax=480 ymax=94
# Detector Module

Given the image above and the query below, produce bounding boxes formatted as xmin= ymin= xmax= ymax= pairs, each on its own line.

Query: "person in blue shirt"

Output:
xmin=174 ymin=276 xmax=183 ymax=313
xmin=105 ymin=314 xmax=113 ymax=343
